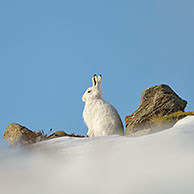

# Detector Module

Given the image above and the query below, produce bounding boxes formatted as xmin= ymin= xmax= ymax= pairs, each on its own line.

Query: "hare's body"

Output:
xmin=82 ymin=74 xmax=124 ymax=137
xmin=83 ymin=99 xmax=124 ymax=136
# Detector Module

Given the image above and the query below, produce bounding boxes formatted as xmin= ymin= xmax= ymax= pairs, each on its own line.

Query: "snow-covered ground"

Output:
xmin=0 ymin=116 xmax=194 ymax=194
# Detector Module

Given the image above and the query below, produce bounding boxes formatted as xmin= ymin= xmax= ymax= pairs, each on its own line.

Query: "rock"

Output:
xmin=47 ymin=131 xmax=68 ymax=139
xmin=125 ymin=84 xmax=187 ymax=136
xmin=47 ymin=131 xmax=85 ymax=139
xmin=3 ymin=123 xmax=37 ymax=146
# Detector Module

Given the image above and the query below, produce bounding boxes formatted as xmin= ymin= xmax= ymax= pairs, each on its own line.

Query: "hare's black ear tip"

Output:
xmin=99 ymin=74 xmax=102 ymax=77
xmin=93 ymin=74 xmax=97 ymax=77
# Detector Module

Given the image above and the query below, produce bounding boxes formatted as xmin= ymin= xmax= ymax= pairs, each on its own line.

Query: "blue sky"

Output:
xmin=0 ymin=0 xmax=194 ymax=145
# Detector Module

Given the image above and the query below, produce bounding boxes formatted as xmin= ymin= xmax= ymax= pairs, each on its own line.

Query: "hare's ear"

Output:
xmin=92 ymin=74 xmax=97 ymax=86
xmin=97 ymin=74 xmax=102 ymax=86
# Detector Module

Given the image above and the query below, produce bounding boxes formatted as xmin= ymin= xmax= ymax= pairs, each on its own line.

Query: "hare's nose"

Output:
xmin=82 ymin=96 xmax=86 ymax=102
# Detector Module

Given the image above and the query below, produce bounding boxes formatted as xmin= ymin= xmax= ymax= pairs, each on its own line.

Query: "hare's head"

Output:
xmin=82 ymin=74 xmax=103 ymax=102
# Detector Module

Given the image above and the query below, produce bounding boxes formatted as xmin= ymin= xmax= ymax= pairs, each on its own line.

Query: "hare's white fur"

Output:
xmin=82 ymin=75 xmax=124 ymax=137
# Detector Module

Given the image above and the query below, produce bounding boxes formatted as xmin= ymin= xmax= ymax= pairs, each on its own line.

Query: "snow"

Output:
xmin=0 ymin=116 xmax=194 ymax=194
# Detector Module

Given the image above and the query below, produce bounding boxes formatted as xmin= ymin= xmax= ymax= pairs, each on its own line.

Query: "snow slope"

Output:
xmin=0 ymin=116 xmax=194 ymax=194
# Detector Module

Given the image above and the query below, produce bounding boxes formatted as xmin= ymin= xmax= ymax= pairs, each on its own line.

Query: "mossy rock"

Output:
xmin=150 ymin=111 xmax=194 ymax=129
xmin=125 ymin=111 xmax=194 ymax=137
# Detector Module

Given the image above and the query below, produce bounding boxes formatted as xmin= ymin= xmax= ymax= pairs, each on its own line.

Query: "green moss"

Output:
xmin=150 ymin=111 xmax=194 ymax=127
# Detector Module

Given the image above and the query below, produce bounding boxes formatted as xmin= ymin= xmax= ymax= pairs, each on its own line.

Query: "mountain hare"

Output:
xmin=82 ymin=74 xmax=124 ymax=137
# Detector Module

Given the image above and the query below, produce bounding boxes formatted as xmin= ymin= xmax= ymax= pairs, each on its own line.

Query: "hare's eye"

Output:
xmin=88 ymin=90 xmax=91 ymax=93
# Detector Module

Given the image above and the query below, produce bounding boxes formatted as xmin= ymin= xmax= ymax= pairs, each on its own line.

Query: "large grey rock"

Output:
xmin=125 ymin=84 xmax=187 ymax=136
xmin=3 ymin=123 xmax=37 ymax=146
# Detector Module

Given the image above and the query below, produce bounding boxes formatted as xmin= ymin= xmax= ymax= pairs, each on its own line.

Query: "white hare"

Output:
xmin=82 ymin=74 xmax=124 ymax=137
